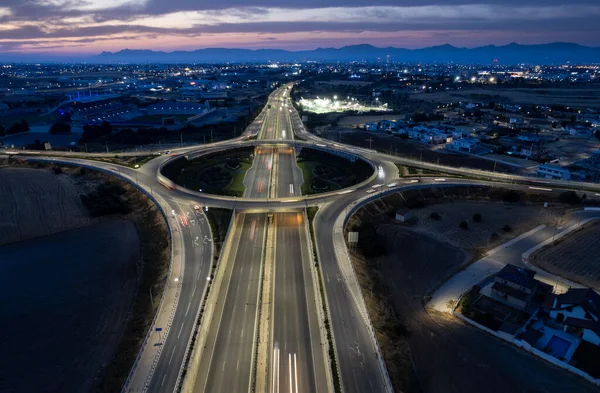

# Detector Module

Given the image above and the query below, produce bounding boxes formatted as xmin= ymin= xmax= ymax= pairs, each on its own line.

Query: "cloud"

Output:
xmin=1 ymin=2 xmax=599 ymax=52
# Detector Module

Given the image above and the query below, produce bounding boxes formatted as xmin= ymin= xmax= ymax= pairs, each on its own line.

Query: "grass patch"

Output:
xmin=172 ymin=147 xmax=254 ymax=197
xmin=297 ymin=148 xmax=373 ymax=195
xmin=223 ymin=162 xmax=252 ymax=196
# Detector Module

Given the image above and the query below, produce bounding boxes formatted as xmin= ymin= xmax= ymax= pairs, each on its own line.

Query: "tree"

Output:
xmin=502 ymin=190 xmax=521 ymax=203
xmin=49 ymin=122 xmax=71 ymax=135
xmin=558 ymin=191 xmax=581 ymax=205
xmin=503 ymin=225 xmax=512 ymax=232
xmin=7 ymin=119 xmax=30 ymax=135
xmin=473 ymin=213 xmax=482 ymax=222
xmin=459 ymin=221 xmax=469 ymax=230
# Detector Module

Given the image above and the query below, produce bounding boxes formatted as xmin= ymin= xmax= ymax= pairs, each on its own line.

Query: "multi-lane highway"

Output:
xmin=271 ymin=212 xmax=328 ymax=393
xmin=19 ymin=83 xmax=600 ymax=393
xmin=196 ymin=84 xmax=328 ymax=393
xmin=194 ymin=212 xmax=266 ymax=393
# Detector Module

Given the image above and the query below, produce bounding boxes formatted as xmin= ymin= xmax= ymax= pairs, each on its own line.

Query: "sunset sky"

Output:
xmin=1 ymin=0 xmax=599 ymax=54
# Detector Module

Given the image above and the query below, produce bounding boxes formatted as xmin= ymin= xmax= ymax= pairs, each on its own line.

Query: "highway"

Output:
xmin=194 ymin=213 xmax=266 ymax=393
xmin=193 ymin=89 xmax=284 ymax=392
xmin=21 ymin=83 xmax=600 ymax=393
xmin=147 ymin=201 xmax=213 ymax=393
xmin=271 ymin=212 xmax=328 ymax=393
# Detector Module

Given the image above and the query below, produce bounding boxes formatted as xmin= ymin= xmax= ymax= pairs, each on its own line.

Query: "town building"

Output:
xmin=537 ymin=164 xmax=571 ymax=180
xmin=448 ymin=137 xmax=480 ymax=153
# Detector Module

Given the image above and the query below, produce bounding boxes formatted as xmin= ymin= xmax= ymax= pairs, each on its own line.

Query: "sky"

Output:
xmin=1 ymin=0 xmax=599 ymax=55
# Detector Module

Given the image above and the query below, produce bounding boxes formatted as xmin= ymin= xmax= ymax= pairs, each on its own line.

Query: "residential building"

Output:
xmin=516 ymin=133 xmax=540 ymax=143
xmin=395 ymin=208 xmax=412 ymax=222
xmin=364 ymin=122 xmax=378 ymax=131
xmin=545 ymin=288 xmax=600 ymax=346
xmin=449 ymin=137 xmax=480 ymax=153
xmin=378 ymin=120 xmax=397 ymax=131
xmin=491 ymin=264 xmax=551 ymax=310
xmin=537 ymin=164 xmax=571 ymax=180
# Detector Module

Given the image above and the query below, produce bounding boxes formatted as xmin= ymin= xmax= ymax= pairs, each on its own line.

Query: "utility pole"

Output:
xmin=180 ymin=132 xmax=183 ymax=148
xmin=105 ymin=142 xmax=109 ymax=153
xmin=211 ymin=129 xmax=213 ymax=143
xmin=493 ymin=161 xmax=497 ymax=172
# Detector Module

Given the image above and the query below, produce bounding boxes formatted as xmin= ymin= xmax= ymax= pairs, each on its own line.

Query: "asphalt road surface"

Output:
xmin=271 ymin=212 xmax=328 ymax=393
xmin=148 ymin=201 xmax=213 ymax=393
xmin=194 ymin=213 xmax=266 ymax=393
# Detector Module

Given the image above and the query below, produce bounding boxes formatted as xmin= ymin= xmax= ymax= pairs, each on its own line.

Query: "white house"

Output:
xmin=395 ymin=208 xmax=412 ymax=222
xmin=536 ymin=164 xmax=571 ymax=180
xmin=546 ymin=288 xmax=600 ymax=346
xmin=449 ymin=137 xmax=480 ymax=153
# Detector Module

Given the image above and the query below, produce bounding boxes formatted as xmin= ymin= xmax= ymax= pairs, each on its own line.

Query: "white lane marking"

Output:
xmin=237 ymin=359 xmax=240 ymax=371
xmin=241 ymin=328 xmax=244 ymax=338
xmin=294 ymin=353 xmax=298 ymax=393
xmin=272 ymin=347 xmax=277 ymax=393
xmin=161 ymin=375 xmax=166 ymax=387
xmin=289 ymin=353 xmax=293 ymax=393
xmin=191 ymin=284 xmax=196 ymax=297
xmin=185 ymin=302 xmax=191 ymax=316
xmin=289 ymin=183 xmax=294 ymax=195
xmin=177 ymin=324 xmax=184 ymax=339
xmin=222 ymin=361 xmax=226 ymax=371
xmin=168 ymin=346 xmax=177 ymax=365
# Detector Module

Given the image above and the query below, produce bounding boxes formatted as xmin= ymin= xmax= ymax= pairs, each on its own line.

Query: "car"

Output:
xmin=164 ymin=150 xmax=171 ymax=154
xmin=193 ymin=205 xmax=201 ymax=211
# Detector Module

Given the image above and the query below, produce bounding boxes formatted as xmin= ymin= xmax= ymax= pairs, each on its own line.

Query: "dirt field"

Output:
xmin=530 ymin=220 xmax=600 ymax=291
xmin=317 ymin=127 xmax=522 ymax=174
xmin=409 ymin=87 xmax=600 ymax=108
xmin=0 ymin=167 xmax=91 ymax=246
xmin=348 ymin=196 xmax=596 ymax=393
xmin=337 ymin=113 xmax=405 ymax=126
xmin=0 ymin=220 xmax=140 ymax=393
xmin=0 ymin=164 xmax=170 ymax=393
xmin=402 ymin=202 xmax=554 ymax=253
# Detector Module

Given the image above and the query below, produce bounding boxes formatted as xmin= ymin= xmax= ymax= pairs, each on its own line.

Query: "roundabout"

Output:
xmin=16 ymin=83 xmax=600 ymax=393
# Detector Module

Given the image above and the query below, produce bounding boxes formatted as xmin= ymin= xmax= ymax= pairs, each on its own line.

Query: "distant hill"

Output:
xmin=90 ymin=43 xmax=600 ymax=65
xmin=4 ymin=43 xmax=600 ymax=64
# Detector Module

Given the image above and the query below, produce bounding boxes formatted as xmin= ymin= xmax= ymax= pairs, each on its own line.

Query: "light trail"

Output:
xmin=249 ymin=218 xmax=257 ymax=240
xmin=529 ymin=186 xmax=553 ymax=192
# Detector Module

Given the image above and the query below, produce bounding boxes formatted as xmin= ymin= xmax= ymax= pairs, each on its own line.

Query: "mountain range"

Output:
xmin=4 ymin=43 xmax=600 ymax=64
xmin=92 ymin=43 xmax=600 ymax=64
